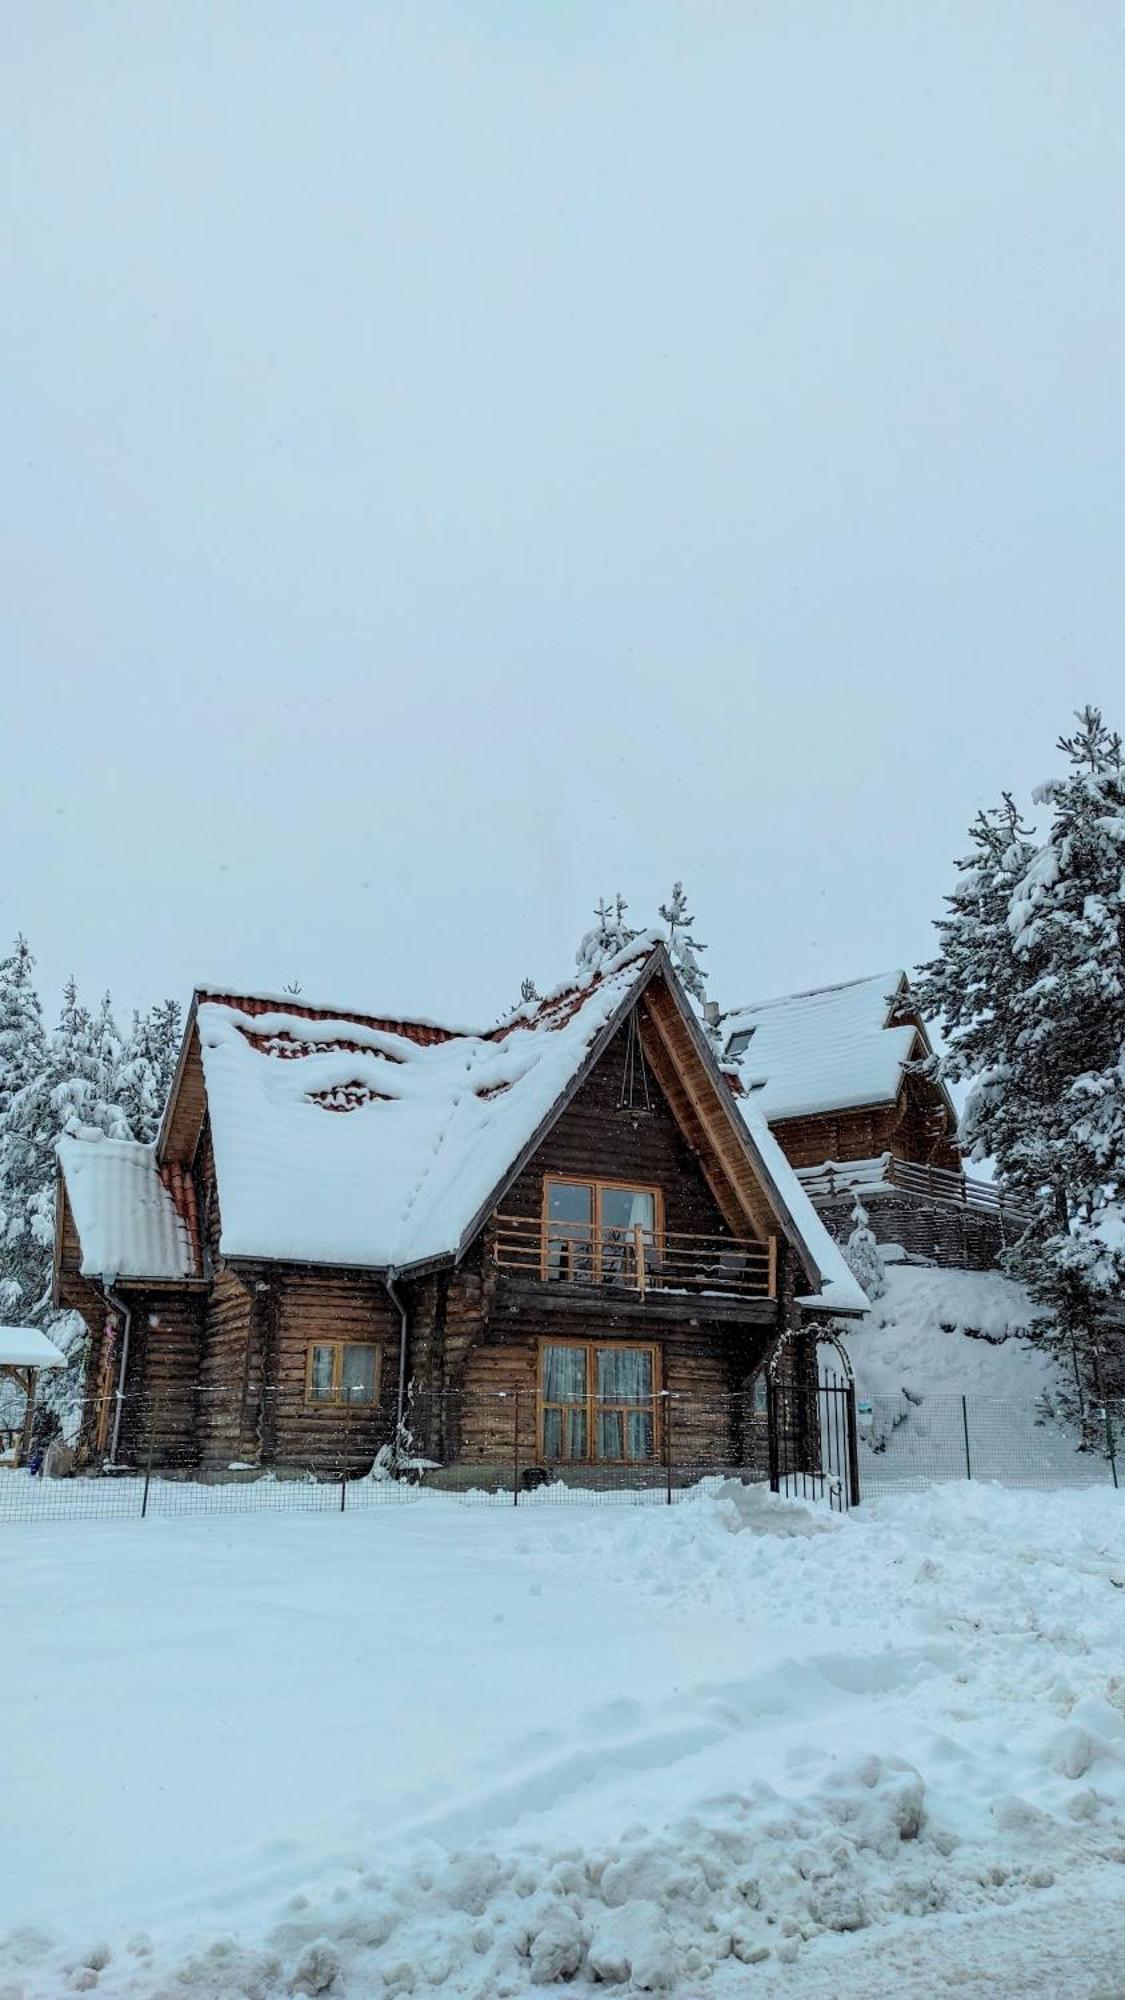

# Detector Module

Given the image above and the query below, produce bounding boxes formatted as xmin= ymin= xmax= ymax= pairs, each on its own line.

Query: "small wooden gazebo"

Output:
xmin=0 ymin=1326 xmax=67 ymax=1467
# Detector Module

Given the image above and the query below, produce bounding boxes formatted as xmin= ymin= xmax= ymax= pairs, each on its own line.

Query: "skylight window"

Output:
xmin=726 ymin=1027 xmax=756 ymax=1057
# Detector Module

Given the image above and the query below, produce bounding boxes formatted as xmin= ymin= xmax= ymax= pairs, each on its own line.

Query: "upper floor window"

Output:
xmin=545 ymin=1177 xmax=660 ymax=1285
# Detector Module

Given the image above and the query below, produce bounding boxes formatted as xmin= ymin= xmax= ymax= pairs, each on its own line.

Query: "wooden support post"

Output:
xmin=16 ymin=1367 xmax=36 ymax=1469
xmin=767 ymin=1235 xmax=778 ymax=1299
xmin=634 ymin=1224 xmax=646 ymax=1300
xmin=512 ymin=1388 xmax=520 ymax=1505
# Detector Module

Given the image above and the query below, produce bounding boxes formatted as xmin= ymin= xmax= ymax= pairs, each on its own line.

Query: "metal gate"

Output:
xmin=767 ymin=1366 xmax=860 ymax=1511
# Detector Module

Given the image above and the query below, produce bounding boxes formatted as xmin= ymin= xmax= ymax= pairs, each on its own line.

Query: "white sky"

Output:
xmin=4 ymin=2 xmax=1124 ymax=1028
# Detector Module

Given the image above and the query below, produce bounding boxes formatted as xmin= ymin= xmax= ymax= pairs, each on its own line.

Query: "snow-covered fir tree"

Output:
xmin=917 ymin=708 xmax=1125 ymax=1387
xmin=0 ymin=935 xmax=45 ymax=1122
xmin=1002 ymin=709 xmax=1125 ymax=1357
xmin=576 ymin=895 xmax=639 ymax=973
xmin=912 ymin=794 xmax=1037 ymax=1173
xmin=658 ymin=881 xmax=708 ymax=1005
xmin=0 ymin=937 xmax=48 ymax=1337
xmin=118 ymin=999 xmax=182 ymax=1143
xmin=842 ymin=1196 xmax=885 ymax=1301
xmin=0 ymin=979 xmax=130 ymax=1354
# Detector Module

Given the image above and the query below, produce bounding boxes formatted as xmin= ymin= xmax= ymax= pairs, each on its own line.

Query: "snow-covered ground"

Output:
xmin=4 ymin=1484 xmax=1125 ymax=1998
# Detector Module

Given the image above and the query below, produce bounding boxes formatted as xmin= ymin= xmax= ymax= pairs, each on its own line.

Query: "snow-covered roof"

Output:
xmin=56 ymin=941 xmax=868 ymax=1316
xmin=0 ymin=1326 xmax=67 ymax=1369
xmin=723 ymin=972 xmax=916 ymax=1122
xmin=57 ymin=1137 xmax=197 ymax=1283
xmin=196 ymin=939 xmax=670 ymax=1272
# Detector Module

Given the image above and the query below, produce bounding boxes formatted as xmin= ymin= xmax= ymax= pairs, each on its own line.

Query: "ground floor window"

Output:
xmin=539 ymin=1341 xmax=659 ymax=1462
xmin=305 ymin=1341 xmax=380 ymax=1405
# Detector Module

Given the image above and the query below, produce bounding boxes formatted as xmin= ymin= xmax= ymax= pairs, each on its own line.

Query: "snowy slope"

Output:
xmin=838 ymin=1264 xmax=1058 ymax=1401
xmin=3 ymin=1488 xmax=1124 ymax=1998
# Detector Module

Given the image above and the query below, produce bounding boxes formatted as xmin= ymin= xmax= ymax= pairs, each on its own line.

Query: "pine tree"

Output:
xmin=659 ymin=881 xmax=708 ymax=1004
xmin=0 ymin=937 xmax=47 ymax=1323
xmin=118 ymin=999 xmax=182 ymax=1142
xmin=0 ymin=936 xmax=45 ymax=1121
xmin=912 ymin=794 xmax=1037 ymax=1172
xmin=842 ymin=1197 xmax=885 ymax=1301
xmin=1001 ymin=709 xmax=1125 ymax=1360
xmin=916 ymin=708 xmax=1125 ymax=1393
xmin=1 ymin=980 xmax=130 ymax=1323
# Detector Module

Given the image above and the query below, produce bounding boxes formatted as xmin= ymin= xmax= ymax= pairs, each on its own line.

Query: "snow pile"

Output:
xmin=3 ymin=1483 xmax=1124 ymax=1998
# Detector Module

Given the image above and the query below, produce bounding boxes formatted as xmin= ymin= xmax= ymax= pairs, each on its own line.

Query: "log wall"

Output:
xmin=267 ymin=1269 xmax=396 ymax=1473
xmin=197 ymin=1265 xmax=259 ymax=1467
xmin=770 ymin=1090 xmax=960 ymax=1174
xmin=113 ymin=1289 xmax=205 ymax=1467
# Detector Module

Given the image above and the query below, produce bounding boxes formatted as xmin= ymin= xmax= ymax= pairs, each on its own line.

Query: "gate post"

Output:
xmin=845 ymin=1380 xmax=861 ymax=1507
xmin=767 ymin=1379 xmax=780 ymax=1494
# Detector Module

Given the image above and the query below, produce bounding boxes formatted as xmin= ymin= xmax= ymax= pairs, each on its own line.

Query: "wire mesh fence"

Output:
xmin=0 ymin=1377 xmax=1120 ymax=1524
xmin=858 ymin=1390 xmax=1123 ymax=1494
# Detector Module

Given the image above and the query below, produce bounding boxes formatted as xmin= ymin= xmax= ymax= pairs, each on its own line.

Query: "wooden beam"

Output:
xmin=641 ymin=991 xmax=777 ymax=1241
xmin=637 ymin=1011 xmax=752 ymax=1237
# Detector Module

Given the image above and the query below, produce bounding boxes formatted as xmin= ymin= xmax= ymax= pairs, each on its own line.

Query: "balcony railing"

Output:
xmin=797 ymin=1153 xmax=1031 ymax=1225
xmin=493 ymin=1215 xmax=777 ymax=1300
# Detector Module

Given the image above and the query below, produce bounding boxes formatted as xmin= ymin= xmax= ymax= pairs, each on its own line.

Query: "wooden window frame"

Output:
xmin=541 ymin=1176 xmax=665 ymax=1286
xmin=537 ymin=1337 xmax=662 ymax=1464
xmin=303 ymin=1340 xmax=381 ymax=1408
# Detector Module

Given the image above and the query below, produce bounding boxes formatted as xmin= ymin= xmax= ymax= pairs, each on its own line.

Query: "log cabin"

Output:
xmin=722 ymin=972 xmax=1019 ymax=1268
xmin=53 ymin=939 xmax=866 ymax=1484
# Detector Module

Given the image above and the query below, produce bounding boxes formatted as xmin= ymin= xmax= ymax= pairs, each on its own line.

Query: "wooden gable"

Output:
xmin=496 ymin=1010 xmax=741 ymax=1243
xmin=475 ymin=956 xmax=820 ymax=1285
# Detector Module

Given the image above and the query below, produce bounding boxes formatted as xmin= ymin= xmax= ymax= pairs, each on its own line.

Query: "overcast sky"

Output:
xmin=4 ymin=2 xmax=1124 ymax=1029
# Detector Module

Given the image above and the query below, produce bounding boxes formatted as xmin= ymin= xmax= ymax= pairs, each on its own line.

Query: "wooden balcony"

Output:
xmin=493 ymin=1215 xmax=777 ymax=1302
xmin=797 ymin=1153 xmax=1031 ymax=1225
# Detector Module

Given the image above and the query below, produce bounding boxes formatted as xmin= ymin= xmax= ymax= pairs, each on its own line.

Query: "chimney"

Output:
xmin=702 ymin=1000 xmax=721 ymax=1027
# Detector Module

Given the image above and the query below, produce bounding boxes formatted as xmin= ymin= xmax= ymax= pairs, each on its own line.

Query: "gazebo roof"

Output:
xmin=0 ymin=1326 xmax=67 ymax=1370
